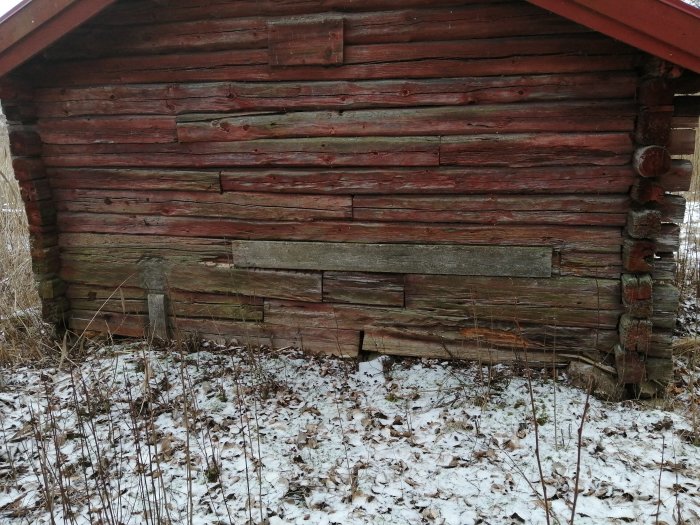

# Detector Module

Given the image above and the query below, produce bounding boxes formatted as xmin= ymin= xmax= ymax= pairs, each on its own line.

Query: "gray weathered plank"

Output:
xmin=231 ymin=240 xmax=551 ymax=277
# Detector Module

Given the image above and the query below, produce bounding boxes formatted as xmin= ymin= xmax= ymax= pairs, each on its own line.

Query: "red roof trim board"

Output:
xmin=0 ymin=0 xmax=116 ymax=78
xmin=0 ymin=0 xmax=698 ymax=78
xmin=527 ymin=0 xmax=700 ymax=73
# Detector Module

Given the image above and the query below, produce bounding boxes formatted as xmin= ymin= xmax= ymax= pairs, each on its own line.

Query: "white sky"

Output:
xmin=0 ymin=0 xmax=21 ymax=17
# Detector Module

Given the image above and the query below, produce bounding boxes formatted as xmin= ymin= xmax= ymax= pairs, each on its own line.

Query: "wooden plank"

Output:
xmin=47 ymin=168 xmax=220 ymax=191
xmin=53 ymin=189 xmax=352 ymax=221
xmin=231 ymin=240 xmax=551 ymax=277
xmin=148 ymin=293 xmax=169 ymax=339
xmin=56 ymin=214 xmax=623 ymax=252
xmin=322 ymin=272 xmax=404 ymax=306
xmin=405 ymin=275 xmax=620 ymax=311
xmin=651 ymin=283 xmax=680 ymax=330
xmin=622 ymin=239 xmax=655 ymax=273
xmin=669 ymin=127 xmax=697 ymax=155
xmin=264 ymin=299 xmax=619 ymax=333
xmin=439 ymin=133 xmax=633 ymax=167
xmin=38 ymin=115 xmax=177 ymax=145
xmin=42 ymin=137 xmax=440 ymax=168
xmin=35 ymin=73 xmax=638 ymax=118
xmin=221 ymin=165 xmax=635 ymax=195
xmin=268 ymin=16 xmax=343 ymax=66
xmin=176 ymin=101 xmax=635 ymax=142
xmin=635 ymin=107 xmax=673 ymax=146
xmin=352 ymin=194 xmax=629 ymax=226
xmin=559 ymin=252 xmax=622 ymax=279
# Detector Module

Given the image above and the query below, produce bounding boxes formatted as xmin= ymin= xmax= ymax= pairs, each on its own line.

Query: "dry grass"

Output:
xmin=0 ymin=108 xmax=44 ymax=363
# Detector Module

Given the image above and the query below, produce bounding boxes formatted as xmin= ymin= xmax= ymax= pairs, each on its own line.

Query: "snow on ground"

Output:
xmin=0 ymin=343 xmax=697 ymax=525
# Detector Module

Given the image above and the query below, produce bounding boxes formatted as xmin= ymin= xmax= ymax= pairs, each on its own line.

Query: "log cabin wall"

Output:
xmin=3 ymin=0 xmax=687 ymax=379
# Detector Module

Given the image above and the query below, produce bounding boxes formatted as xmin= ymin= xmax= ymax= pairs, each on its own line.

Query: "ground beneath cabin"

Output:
xmin=0 ymin=342 xmax=698 ymax=525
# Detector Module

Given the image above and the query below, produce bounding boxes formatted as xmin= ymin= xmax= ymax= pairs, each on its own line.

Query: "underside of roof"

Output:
xmin=0 ymin=0 xmax=116 ymax=78
xmin=527 ymin=0 xmax=700 ymax=73
xmin=0 ymin=0 xmax=698 ymax=78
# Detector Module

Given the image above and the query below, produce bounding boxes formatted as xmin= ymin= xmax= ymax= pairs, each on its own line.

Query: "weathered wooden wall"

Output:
xmin=4 ymin=0 xmax=688 ymax=370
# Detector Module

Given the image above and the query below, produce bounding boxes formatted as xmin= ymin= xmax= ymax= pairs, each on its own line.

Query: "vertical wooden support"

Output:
xmin=139 ymin=257 xmax=170 ymax=339
xmin=2 ymin=76 xmax=67 ymax=324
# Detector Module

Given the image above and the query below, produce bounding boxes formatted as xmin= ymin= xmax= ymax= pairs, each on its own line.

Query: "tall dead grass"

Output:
xmin=0 ymin=105 xmax=43 ymax=363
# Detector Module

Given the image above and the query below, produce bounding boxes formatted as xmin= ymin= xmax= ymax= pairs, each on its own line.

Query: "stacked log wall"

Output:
xmin=9 ymin=0 xmax=655 ymax=364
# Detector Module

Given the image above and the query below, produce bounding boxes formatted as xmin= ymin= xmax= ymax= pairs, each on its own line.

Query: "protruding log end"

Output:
xmin=614 ymin=345 xmax=646 ymax=384
xmin=626 ymin=209 xmax=662 ymax=239
xmin=632 ymin=145 xmax=671 ymax=178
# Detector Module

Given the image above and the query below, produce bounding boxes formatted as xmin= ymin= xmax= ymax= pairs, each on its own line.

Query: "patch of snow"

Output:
xmin=0 ymin=344 xmax=697 ymax=525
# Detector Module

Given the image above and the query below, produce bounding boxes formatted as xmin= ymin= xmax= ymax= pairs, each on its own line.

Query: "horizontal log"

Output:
xmin=652 ymin=255 xmax=677 ymax=282
xmin=669 ymin=127 xmax=697 ymax=155
xmin=53 ymin=189 xmax=352 ymax=221
xmin=649 ymin=329 xmax=673 ymax=358
xmin=656 ymin=224 xmax=680 ymax=253
xmin=35 ymin=73 xmax=639 ymax=117
xmin=231 ymin=240 xmax=552 ymax=277
xmin=322 ymin=272 xmax=404 ymax=306
xmin=621 ymin=273 xmax=653 ymax=318
xmin=68 ymin=310 xmax=361 ymax=355
xmin=221 ymin=165 xmax=635 ymax=195
xmin=59 ymin=256 xmax=323 ymax=303
xmin=42 ymin=137 xmax=440 ymax=167
xmin=363 ymin=328 xmax=565 ymax=365
xmin=56 ymin=213 xmax=624 ymax=251
xmin=439 ymin=133 xmax=632 ymax=167
xmin=38 ymin=116 xmax=177 ymax=145
xmin=176 ymin=101 xmax=635 ymax=142
xmin=671 ymin=116 xmax=699 ymax=129
xmin=66 ymin=285 xmax=265 ymax=321
xmin=99 ymin=0 xmax=514 ymax=26
xmin=658 ymin=160 xmax=694 ymax=192
xmin=265 ymin=298 xmax=620 ymax=334
xmin=47 ymin=168 xmax=220 ymax=191
xmin=352 ymin=194 xmax=629 ymax=226
xmin=405 ymin=275 xmax=621 ymax=311
xmin=632 ymin=146 xmax=671 ymax=178
xmin=41 ymin=133 xmax=632 ymax=169
xmin=658 ymin=194 xmax=686 ymax=224
xmin=56 ymin=233 xmax=623 ymax=283
xmin=33 ymin=53 xmax=638 ymax=87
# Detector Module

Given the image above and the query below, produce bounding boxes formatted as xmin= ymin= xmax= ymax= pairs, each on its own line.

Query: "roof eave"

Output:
xmin=527 ymin=0 xmax=700 ymax=74
xmin=0 ymin=0 xmax=116 ymax=78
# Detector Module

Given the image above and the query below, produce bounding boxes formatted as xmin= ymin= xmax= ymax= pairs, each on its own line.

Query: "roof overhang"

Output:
xmin=527 ymin=0 xmax=700 ymax=74
xmin=0 ymin=0 xmax=116 ymax=78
